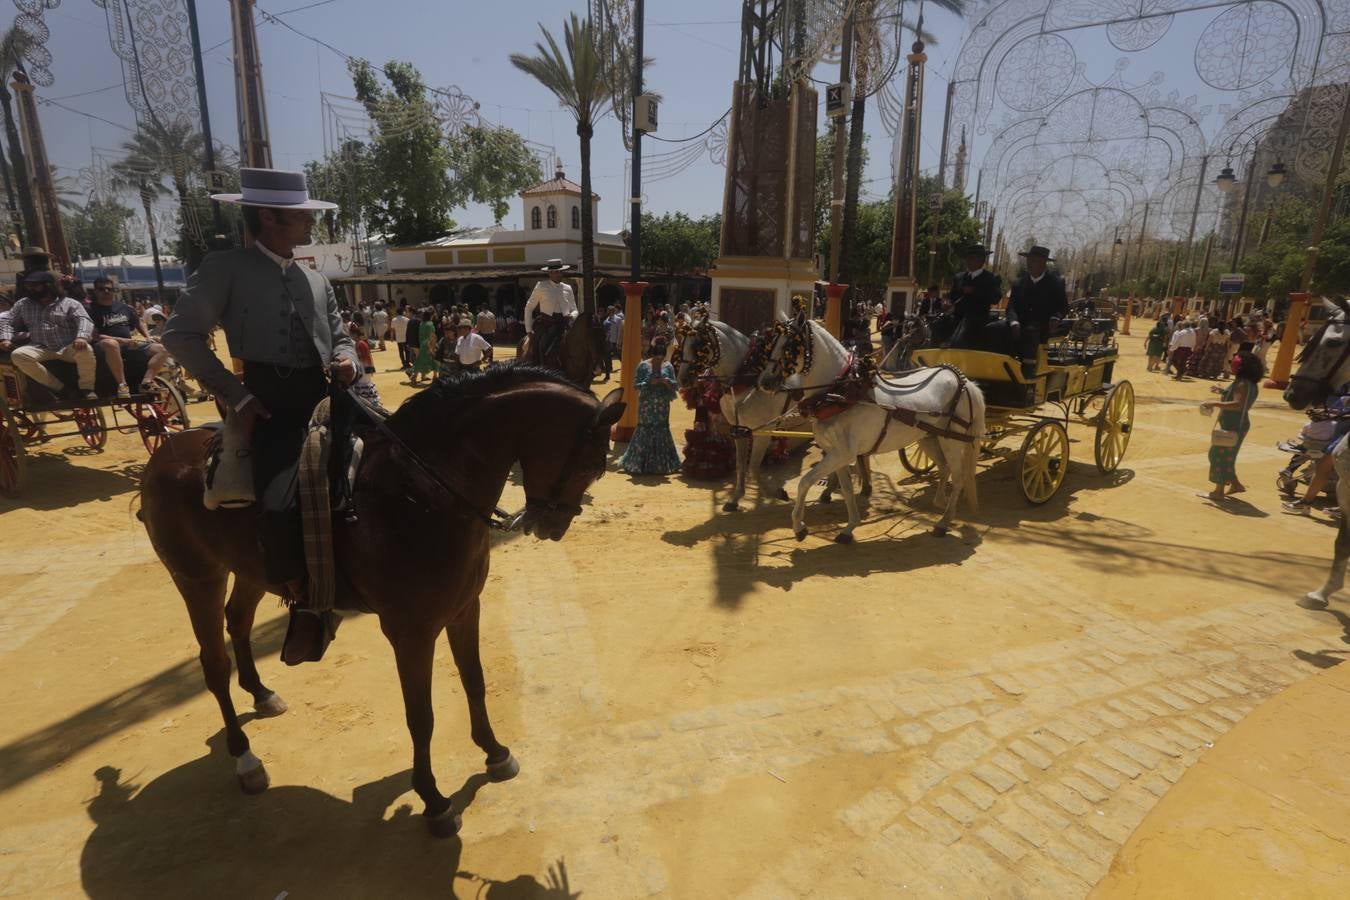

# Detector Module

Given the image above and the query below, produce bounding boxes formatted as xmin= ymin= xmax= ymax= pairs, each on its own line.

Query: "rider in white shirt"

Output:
xmin=524 ymin=259 xmax=578 ymax=364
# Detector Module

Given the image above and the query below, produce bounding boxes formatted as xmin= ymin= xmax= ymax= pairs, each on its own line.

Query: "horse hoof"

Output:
xmin=819 ymin=494 xmax=833 ymax=505
xmin=834 ymin=532 xmax=854 ymax=544
xmin=253 ymin=691 xmax=288 ymax=718
xmin=486 ymin=753 xmax=520 ymax=782
xmin=1298 ymin=593 xmax=1330 ymax=610
xmin=794 ymin=528 xmax=807 ymax=542
xmin=722 ymin=502 xmax=739 ymax=513
xmin=931 ymin=525 xmax=948 ymax=537
xmin=774 ymin=487 xmax=789 ymax=501
xmin=425 ymin=806 xmax=462 ymax=838
xmin=237 ymin=763 xmax=270 ymax=795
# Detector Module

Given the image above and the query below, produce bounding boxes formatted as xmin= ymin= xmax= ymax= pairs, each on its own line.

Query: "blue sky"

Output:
xmin=32 ymin=0 xmax=971 ymax=232
xmin=28 ymin=0 xmax=1309 ymax=248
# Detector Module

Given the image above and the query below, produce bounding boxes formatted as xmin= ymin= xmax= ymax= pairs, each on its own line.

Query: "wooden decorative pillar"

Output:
xmin=823 ymin=281 xmax=848 ymax=339
xmin=709 ymin=81 xmax=818 ymax=333
xmin=231 ymin=0 xmax=273 ymax=168
xmin=886 ymin=39 xmax=927 ymax=316
xmin=11 ymin=73 xmax=70 ymax=271
xmin=1265 ymin=293 xmax=1309 ymax=389
xmin=611 ymin=281 xmax=648 ymax=442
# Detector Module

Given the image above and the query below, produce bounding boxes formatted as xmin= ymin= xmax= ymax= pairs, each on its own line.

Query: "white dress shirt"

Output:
xmin=455 ymin=331 xmax=491 ymax=364
xmin=524 ymin=279 xmax=578 ymax=332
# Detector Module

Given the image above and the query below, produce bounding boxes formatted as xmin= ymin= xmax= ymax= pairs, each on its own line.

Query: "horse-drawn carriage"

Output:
xmin=911 ymin=309 xmax=1134 ymax=503
xmin=0 ymin=349 xmax=191 ymax=496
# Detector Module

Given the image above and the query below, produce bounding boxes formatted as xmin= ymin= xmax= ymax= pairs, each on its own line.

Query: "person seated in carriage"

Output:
xmin=1007 ymin=245 xmax=1069 ymax=369
xmin=941 ymin=243 xmax=1002 ymax=350
xmin=88 ymin=276 xmax=170 ymax=399
xmin=0 ymin=271 xmax=98 ymax=402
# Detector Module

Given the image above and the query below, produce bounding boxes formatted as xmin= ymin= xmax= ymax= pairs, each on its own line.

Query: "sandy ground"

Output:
xmin=1 ymin=329 xmax=1347 ymax=898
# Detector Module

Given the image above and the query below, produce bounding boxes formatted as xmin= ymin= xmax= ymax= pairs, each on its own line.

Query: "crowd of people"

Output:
xmin=1148 ymin=310 xmax=1275 ymax=380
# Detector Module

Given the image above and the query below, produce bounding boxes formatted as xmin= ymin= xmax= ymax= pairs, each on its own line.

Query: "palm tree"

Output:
xmin=118 ymin=121 xmax=208 ymax=270
xmin=110 ymin=136 xmax=174 ymax=301
xmin=510 ymin=14 xmax=613 ymax=317
xmin=0 ymin=24 xmax=38 ymax=247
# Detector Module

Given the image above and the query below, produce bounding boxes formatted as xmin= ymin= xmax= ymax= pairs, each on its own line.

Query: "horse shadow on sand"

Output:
xmin=80 ymin=732 xmax=580 ymax=900
xmin=660 ymin=466 xmax=984 ymax=608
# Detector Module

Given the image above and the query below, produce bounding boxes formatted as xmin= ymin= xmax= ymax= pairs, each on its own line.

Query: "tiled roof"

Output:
xmin=520 ymin=167 xmax=598 ymax=200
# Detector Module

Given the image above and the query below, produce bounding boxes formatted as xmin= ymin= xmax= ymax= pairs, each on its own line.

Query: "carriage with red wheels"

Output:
xmin=0 ymin=348 xmax=191 ymax=497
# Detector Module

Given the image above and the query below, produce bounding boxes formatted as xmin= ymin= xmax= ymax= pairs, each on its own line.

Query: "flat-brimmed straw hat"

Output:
xmin=1019 ymin=245 xmax=1055 ymax=261
xmin=211 ymin=167 xmax=337 ymax=211
xmin=540 ymin=258 xmax=572 ymax=272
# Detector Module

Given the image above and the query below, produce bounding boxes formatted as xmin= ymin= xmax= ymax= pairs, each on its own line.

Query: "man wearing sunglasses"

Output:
xmin=88 ymin=276 xmax=169 ymax=398
xmin=162 ymin=168 xmax=358 ymax=665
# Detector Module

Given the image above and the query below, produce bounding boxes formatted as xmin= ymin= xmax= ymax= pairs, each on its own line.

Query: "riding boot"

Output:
xmin=281 ymin=596 xmax=340 ymax=665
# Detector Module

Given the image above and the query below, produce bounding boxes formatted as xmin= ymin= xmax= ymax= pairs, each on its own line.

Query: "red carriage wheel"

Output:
xmin=133 ymin=401 xmax=171 ymax=455
xmin=0 ymin=401 xmax=27 ymax=496
xmin=73 ymin=405 xmax=108 ymax=449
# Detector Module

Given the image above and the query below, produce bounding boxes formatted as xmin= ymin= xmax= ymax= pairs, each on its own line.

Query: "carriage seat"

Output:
xmin=3 ymin=352 xmax=152 ymax=408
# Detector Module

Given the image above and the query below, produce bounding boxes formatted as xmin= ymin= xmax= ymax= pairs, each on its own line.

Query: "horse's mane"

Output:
xmin=391 ymin=364 xmax=589 ymax=423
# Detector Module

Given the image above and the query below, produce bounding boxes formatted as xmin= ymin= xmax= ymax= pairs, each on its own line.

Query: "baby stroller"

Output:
xmin=1276 ymin=412 xmax=1341 ymax=499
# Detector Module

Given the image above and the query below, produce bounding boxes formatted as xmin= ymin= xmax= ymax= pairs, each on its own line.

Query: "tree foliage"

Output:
xmin=349 ymin=58 xmax=456 ymax=245
xmin=641 ymin=211 xmax=719 ymax=276
xmin=303 ymin=139 xmax=380 ymax=242
xmin=62 ymin=197 xmax=143 ymax=259
xmin=445 ymin=124 xmax=543 ymax=223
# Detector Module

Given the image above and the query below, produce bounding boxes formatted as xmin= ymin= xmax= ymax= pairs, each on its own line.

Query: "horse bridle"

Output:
xmin=765 ymin=316 xmax=815 ymax=382
xmin=530 ymin=413 xmax=598 ymax=519
xmin=1290 ymin=305 xmax=1350 ymax=400
xmin=344 ymin=381 xmax=596 ymax=529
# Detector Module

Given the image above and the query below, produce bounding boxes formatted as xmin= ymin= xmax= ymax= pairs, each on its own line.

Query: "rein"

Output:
xmin=345 ymin=380 xmax=594 ymax=530
xmin=343 ymin=384 xmax=513 ymax=530
xmin=1291 ymin=316 xmax=1350 ymax=399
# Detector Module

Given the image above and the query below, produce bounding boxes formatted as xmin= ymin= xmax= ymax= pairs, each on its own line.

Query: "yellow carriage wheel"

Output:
xmin=1093 ymin=380 xmax=1134 ymax=473
xmin=1018 ymin=420 xmax=1069 ymax=504
xmin=900 ymin=441 xmax=938 ymax=475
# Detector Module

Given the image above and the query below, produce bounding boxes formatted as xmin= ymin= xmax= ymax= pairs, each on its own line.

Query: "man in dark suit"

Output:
xmin=1008 ymin=245 xmax=1069 ymax=364
xmin=946 ymin=243 xmax=1002 ymax=349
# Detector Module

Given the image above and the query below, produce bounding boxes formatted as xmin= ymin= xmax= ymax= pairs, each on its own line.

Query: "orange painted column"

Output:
xmin=823 ymin=282 xmax=849 ymax=339
xmin=1265 ymin=292 xmax=1309 ymax=389
xmin=611 ymin=281 xmax=648 ymax=442
xmin=1121 ymin=296 xmax=1132 ymax=335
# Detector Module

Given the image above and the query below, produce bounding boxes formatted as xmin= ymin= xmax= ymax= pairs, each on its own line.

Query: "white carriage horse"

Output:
xmin=674 ymin=314 xmax=866 ymax=510
xmin=758 ymin=310 xmax=986 ymax=543
xmin=1285 ymin=296 xmax=1350 ymax=609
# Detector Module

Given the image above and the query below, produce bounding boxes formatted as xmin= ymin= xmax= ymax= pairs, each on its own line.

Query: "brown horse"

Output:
xmin=139 ymin=367 xmax=625 ymax=836
xmin=515 ymin=315 xmax=604 ymax=387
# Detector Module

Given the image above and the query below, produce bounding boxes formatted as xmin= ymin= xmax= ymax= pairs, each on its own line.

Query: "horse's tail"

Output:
xmin=963 ymin=381 xmax=986 ymax=513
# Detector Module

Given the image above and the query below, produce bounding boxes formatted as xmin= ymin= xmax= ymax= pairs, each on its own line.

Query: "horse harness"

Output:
xmin=345 ymin=381 xmax=596 ymax=530
xmin=1292 ymin=311 xmax=1350 ymax=400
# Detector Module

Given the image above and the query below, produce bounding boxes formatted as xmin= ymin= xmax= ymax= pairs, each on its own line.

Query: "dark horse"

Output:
xmin=139 ymin=367 xmax=625 ymax=836
xmin=517 ymin=314 xmax=606 ymax=386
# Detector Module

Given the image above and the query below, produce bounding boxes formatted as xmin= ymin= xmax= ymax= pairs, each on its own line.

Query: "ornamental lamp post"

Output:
xmin=1257 ymin=160 xmax=1287 ymax=250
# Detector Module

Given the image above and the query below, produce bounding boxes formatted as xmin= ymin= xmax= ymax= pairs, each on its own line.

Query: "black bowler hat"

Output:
xmin=1019 ymin=245 xmax=1054 ymax=261
xmin=964 ymin=243 xmax=992 ymax=257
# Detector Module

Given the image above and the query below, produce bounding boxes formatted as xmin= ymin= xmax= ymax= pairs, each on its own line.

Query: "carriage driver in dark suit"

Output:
xmin=1007 ymin=245 xmax=1069 ymax=368
xmin=946 ymin=243 xmax=1002 ymax=349
xmin=162 ymin=168 xmax=358 ymax=666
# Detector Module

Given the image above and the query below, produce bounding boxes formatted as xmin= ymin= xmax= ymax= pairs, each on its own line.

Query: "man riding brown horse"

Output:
xmin=524 ymin=259 xmax=578 ymax=369
xmin=161 ymin=167 xmax=357 ymax=666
